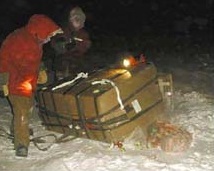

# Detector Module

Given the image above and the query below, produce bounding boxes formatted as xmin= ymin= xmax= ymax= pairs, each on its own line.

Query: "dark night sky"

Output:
xmin=0 ymin=0 xmax=213 ymax=39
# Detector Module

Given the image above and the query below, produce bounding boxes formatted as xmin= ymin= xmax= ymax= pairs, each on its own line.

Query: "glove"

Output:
xmin=37 ymin=70 xmax=48 ymax=84
xmin=0 ymin=72 xmax=9 ymax=97
xmin=0 ymin=85 xmax=9 ymax=98
xmin=37 ymin=62 xmax=48 ymax=84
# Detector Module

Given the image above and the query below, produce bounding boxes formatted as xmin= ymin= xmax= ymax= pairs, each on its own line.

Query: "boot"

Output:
xmin=16 ymin=145 xmax=28 ymax=157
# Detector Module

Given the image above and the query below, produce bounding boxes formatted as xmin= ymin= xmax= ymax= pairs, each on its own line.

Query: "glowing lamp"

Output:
xmin=123 ymin=58 xmax=131 ymax=67
xmin=122 ymin=56 xmax=138 ymax=68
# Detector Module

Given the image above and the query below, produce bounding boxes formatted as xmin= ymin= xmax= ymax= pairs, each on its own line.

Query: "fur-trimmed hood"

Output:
xmin=26 ymin=14 xmax=63 ymax=41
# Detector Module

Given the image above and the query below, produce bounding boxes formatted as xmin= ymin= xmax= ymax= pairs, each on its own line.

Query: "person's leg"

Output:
xmin=8 ymin=95 xmax=33 ymax=157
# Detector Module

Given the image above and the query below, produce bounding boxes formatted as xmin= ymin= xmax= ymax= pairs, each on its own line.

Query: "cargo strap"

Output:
xmin=87 ymin=76 xmax=158 ymax=123
xmin=52 ymin=72 xmax=88 ymax=90
xmin=0 ymin=126 xmax=76 ymax=151
xmin=86 ymin=98 xmax=163 ymax=131
xmin=92 ymin=79 xmax=125 ymax=110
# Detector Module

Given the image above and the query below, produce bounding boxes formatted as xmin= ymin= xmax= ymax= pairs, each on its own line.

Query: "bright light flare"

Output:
xmin=19 ymin=79 xmax=33 ymax=93
xmin=123 ymin=59 xmax=131 ymax=68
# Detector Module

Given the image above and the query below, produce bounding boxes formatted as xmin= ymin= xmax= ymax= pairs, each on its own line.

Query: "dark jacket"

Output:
xmin=50 ymin=25 xmax=91 ymax=73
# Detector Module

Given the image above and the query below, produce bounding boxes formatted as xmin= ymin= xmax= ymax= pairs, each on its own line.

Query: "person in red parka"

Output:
xmin=50 ymin=6 xmax=91 ymax=80
xmin=0 ymin=14 xmax=63 ymax=157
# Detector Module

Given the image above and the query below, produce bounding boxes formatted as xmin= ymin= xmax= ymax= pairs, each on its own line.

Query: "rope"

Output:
xmin=51 ymin=72 xmax=88 ymax=90
xmin=0 ymin=127 xmax=76 ymax=151
xmin=31 ymin=134 xmax=58 ymax=151
xmin=91 ymin=79 xmax=125 ymax=110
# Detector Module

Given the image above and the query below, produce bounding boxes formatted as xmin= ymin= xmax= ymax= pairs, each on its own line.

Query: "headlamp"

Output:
xmin=123 ymin=58 xmax=131 ymax=68
xmin=122 ymin=56 xmax=138 ymax=68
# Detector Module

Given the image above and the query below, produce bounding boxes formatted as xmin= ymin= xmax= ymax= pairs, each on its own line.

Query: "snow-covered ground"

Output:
xmin=1 ymin=56 xmax=214 ymax=171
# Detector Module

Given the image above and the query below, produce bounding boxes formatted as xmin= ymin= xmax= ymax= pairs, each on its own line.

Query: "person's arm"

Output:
xmin=65 ymin=29 xmax=91 ymax=57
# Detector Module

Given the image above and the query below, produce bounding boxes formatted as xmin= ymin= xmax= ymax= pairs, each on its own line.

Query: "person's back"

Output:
xmin=0 ymin=14 xmax=62 ymax=96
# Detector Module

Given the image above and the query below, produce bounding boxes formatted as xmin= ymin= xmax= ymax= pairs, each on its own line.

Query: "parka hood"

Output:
xmin=26 ymin=14 xmax=63 ymax=41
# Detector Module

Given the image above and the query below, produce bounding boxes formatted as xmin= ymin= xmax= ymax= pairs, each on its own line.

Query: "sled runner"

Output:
xmin=36 ymin=62 xmax=173 ymax=143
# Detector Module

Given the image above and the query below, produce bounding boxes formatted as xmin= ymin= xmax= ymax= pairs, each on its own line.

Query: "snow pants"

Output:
xmin=8 ymin=95 xmax=33 ymax=149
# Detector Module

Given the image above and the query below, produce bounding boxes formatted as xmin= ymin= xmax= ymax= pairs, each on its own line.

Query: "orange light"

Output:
xmin=19 ymin=79 xmax=32 ymax=93
xmin=122 ymin=56 xmax=138 ymax=67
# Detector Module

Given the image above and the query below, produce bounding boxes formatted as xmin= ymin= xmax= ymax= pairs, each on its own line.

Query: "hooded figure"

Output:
xmin=0 ymin=14 xmax=62 ymax=157
xmin=50 ymin=6 xmax=91 ymax=80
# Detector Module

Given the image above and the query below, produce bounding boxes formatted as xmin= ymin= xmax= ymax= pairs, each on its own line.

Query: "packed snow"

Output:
xmin=1 ymin=59 xmax=214 ymax=171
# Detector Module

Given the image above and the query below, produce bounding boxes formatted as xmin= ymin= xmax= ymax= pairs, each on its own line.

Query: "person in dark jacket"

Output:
xmin=0 ymin=14 xmax=63 ymax=157
xmin=50 ymin=6 xmax=91 ymax=80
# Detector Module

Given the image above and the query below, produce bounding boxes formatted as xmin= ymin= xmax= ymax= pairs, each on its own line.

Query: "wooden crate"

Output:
xmin=36 ymin=63 xmax=168 ymax=142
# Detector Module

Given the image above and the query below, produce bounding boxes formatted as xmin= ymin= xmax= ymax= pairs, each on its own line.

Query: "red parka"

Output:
xmin=0 ymin=14 xmax=61 ymax=97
